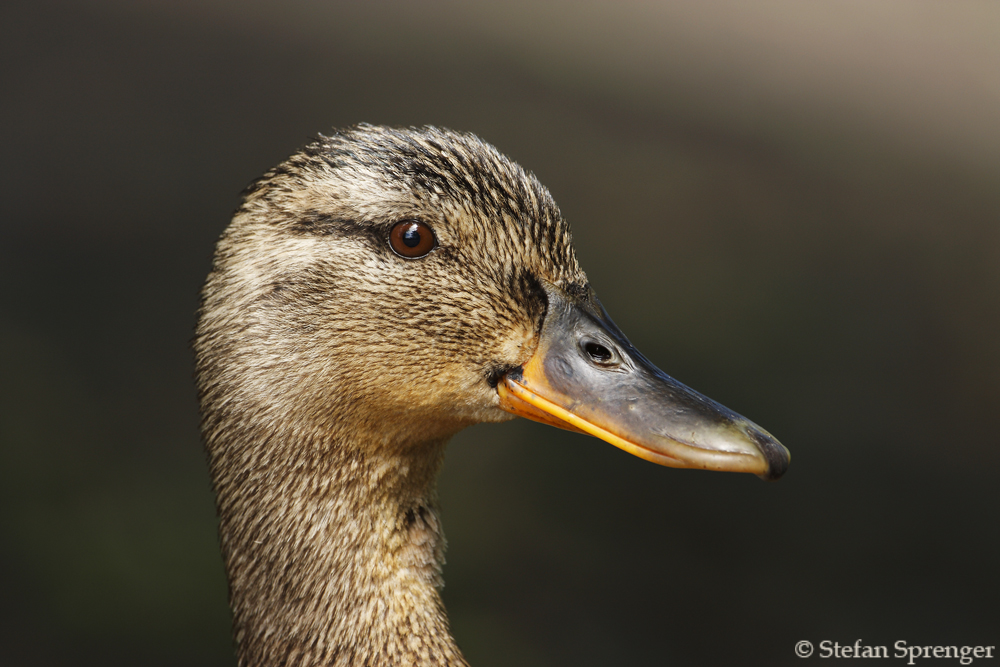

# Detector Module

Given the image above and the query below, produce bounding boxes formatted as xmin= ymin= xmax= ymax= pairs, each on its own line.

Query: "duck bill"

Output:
xmin=497 ymin=285 xmax=789 ymax=480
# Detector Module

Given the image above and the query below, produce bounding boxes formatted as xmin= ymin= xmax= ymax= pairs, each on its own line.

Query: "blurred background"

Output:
xmin=2 ymin=1 xmax=998 ymax=665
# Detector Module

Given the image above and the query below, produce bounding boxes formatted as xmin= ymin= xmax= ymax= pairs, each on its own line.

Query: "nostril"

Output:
xmin=584 ymin=341 xmax=613 ymax=364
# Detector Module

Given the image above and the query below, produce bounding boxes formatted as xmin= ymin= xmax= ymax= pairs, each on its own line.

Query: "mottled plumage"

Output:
xmin=196 ymin=126 xmax=588 ymax=666
xmin=196 ymin=124 xmax=789 ymax=667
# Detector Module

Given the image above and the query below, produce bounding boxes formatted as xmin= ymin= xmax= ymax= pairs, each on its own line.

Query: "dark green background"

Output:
xmin=2 ymin=2 xmax=997 ymax=665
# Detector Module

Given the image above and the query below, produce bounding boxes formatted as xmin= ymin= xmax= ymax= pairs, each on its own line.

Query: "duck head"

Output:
xmin=195 ymin=125 xmax=788 ymax=666
xmin=198 ymin=124 xmax=787 ymax=478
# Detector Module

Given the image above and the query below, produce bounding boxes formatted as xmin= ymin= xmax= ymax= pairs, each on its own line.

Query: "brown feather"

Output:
xmin=195 ymin=125 xmax=589 ymax=666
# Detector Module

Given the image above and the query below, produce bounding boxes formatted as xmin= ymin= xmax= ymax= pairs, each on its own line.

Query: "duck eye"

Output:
xmin=389 ymin=221 xmax=436 ymax=258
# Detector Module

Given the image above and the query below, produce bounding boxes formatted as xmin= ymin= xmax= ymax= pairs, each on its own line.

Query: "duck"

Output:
xmin=194 ymin=124 xmax=789 ymax=667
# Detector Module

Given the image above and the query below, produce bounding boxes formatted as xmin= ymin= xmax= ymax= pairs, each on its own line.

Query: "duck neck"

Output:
xmin=211 ymin=431 xmax=468 ymax=667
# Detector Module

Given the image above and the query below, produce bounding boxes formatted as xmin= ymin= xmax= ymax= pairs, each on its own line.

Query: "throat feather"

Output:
xmin=216 ymin=436 xmax=467 ymax=667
